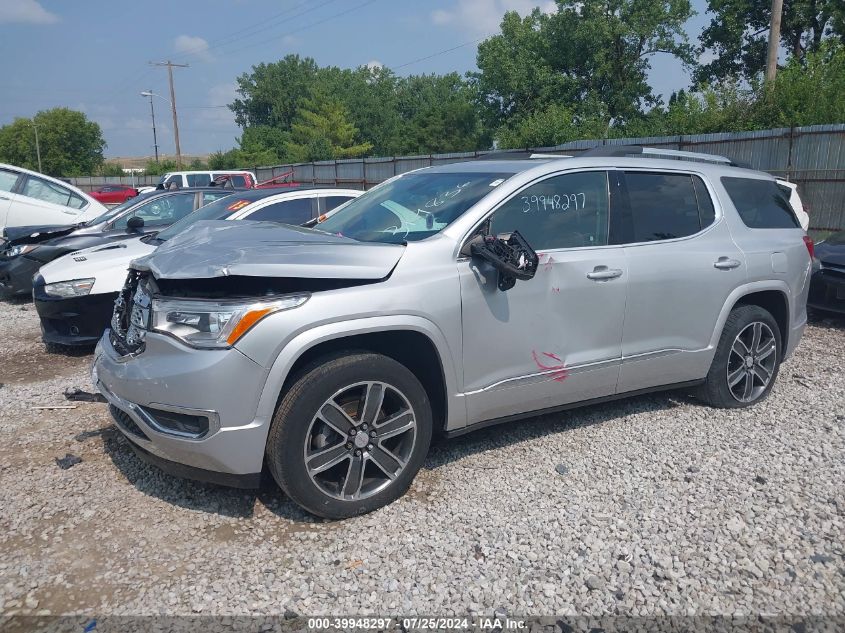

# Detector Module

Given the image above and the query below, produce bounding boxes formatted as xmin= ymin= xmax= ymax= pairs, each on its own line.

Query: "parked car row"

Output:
xmin=1 ymin=150 xmax=832 ymax=520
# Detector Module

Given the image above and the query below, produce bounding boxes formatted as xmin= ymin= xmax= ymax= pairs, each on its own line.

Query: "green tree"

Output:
xmin=395 ymin=73 xmax=488 ymax=154
xmin=143 ymin=159 xmax=178 ymax=176
xmin=283 ymin=91 xmax=373 ymax=162
xmin=695 ymin=0 xmax=844 ymax=84
xmin=231 ymin=55 xmax=319 ymax=130
xmin=475 ymin=0 xmax=694 ymax=135
xmin=0 ymin=108 xmax=106 ymax=176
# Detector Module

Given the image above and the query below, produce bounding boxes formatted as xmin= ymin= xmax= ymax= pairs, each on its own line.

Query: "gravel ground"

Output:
xmin=0 ymin=297 xmax=843 ymax=619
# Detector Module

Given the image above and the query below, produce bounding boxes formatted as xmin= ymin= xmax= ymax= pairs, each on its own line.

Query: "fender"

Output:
xmin=252 ymin=315 xmax=466 ymax=432
xmin=708 ymin=279 xmax=793 ymax=351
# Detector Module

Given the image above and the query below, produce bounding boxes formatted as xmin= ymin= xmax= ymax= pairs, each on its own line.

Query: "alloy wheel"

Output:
xmin=726 ymin=321 xmax=777 ymax=403
xmin=303 ymin=381 xmax=417 ymax=501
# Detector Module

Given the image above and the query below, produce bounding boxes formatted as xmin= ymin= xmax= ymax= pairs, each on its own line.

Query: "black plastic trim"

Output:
xmin=126 ymin=441 xmax=262 ymax=489
xmin=444 ymin=379 xmax=705 ymax=438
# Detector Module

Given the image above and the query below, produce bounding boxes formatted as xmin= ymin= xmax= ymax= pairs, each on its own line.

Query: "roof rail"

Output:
xmin=474 ymin=150 xmax=571 ymax=161
xmin=580 ymin=144 xmax=749 ymax=168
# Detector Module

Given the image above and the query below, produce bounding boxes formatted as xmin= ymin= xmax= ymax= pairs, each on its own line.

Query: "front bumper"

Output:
xmin=0 ymin=255 xmax=40 ymax=297
xmin=808 ymin=267 xmax=845 ymax=314
xmin=93 ymin=332 xmax=271 ymax=481
xmin=33 ymin=283 xmax=119 ymax=346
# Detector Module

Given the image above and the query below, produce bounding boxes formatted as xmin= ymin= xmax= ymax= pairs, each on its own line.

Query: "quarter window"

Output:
xmin=488 ymin=171 xmax=609 ymax=250
xmin=246 ymin=198 xmax=314 ymax=224
xmin=624 ymin=172 xmax=703 ymax=242
xmin=721 ymin=177 xmax=799 ymax=229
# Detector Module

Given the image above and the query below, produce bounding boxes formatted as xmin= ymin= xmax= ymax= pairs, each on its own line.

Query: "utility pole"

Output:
xmin=765 ymin=0 xmax=784 ymax=85
xmin=31 ymin=121 xmax=42 ymax=173
xmin=140 ymin=90 xmax=160 ymax=162
xmin=150 ymin=61 xmax=188 ymax=166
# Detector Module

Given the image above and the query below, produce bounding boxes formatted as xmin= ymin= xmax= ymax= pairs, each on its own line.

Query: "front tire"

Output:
xmin=697 ymin=305 xmax=782 ymax=408
xmin=266 ymin=352 xmax=433 ymax=519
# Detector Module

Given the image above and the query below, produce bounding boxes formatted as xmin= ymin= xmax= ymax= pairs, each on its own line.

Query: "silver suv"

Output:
xmin=93 ymin=147 xmax=812 ymax=518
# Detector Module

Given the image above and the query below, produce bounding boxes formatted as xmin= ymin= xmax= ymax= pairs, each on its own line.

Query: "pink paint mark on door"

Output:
xmin=532 ymin=350 xmax=569 ymax=382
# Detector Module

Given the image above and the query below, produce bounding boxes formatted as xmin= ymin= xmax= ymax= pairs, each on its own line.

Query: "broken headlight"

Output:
xmin=150 ymin=294 xmax=309 ymax=349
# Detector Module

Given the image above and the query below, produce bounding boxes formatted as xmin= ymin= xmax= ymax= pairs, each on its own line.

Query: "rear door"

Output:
xmin=7 ymin=174 xmax=88 ymax=227
xmin=616 ymin=170 xmax=746 ymax=392
xmin=0 ymin=167 xmax=21 ymax=228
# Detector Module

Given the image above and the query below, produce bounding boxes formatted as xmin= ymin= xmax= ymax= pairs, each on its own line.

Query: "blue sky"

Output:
xmin=1 ymin=0 xmax=711 ymax=160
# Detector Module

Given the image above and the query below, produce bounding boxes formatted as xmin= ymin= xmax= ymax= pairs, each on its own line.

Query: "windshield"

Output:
xmin=315 ymin=171 xmax=513 ymax=243
xmin=151 ymin=193 xmax=247 ymax=242
xmin=84 ymin=192 xmax=155 ymax=226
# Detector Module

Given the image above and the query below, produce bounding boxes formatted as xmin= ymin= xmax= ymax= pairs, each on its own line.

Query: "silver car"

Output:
xmin=93 ymin=147 xmax=812 ymax=518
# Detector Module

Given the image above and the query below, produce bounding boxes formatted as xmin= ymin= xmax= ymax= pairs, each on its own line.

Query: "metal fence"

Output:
xmin=72 ymin=123 xmax=845 ymax=231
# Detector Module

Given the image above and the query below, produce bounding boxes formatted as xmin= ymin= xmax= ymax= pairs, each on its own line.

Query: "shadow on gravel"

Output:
xmin=99 ymin=385 xmax=689 ymax=525
xmin=426 ymin=388 xmax=689 ymax=471
xmin=807 ymin=309 xmax=845 ymax=331
xmin=99 ymin=423 xmax=323 ymax=525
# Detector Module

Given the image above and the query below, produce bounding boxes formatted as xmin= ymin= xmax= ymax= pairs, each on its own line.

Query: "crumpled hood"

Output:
xmin=2 ymin=223 xmax=78 ymax=246
xmin=133 ymin=220 xmax=406 ymax=280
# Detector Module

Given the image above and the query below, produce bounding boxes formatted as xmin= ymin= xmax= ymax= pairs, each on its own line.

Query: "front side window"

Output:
xmin=246 ymin=198 xmax=313 ymax=224
xmin=488 ymin=171 xmax=609 ymax=250
xmin=21 ymin=176 xmax=75 ymax=207
xmin=624 ymin=172 xmax=703 ymax=242
xmin=316 ymin=171 xmax=513 ymax=243
xmin=112 ymin=192 xmax=196 ymax=229
xmin=0 ymin=169 xmax=19 ymax=193
xmin=722 ymin=177 xmax=799 ymax=229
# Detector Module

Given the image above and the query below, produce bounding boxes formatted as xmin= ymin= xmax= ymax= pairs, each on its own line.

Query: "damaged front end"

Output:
xmin=109 ymin=221 xmax=407 ymax=354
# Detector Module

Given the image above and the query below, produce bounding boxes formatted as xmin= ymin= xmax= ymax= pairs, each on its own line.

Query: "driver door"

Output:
xmin=458 ymin=170 xmax=629 ymax=425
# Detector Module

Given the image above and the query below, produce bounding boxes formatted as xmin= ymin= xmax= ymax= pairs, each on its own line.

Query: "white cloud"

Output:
xmin=366 ymin=60 xmax=384 ymax=71
xmin=431 ymin=0 xmax=555 ymax=37
xmin=0 ymin=0 xmax=59 ymax=25
xmin=173 ymin=34 xmax=213 ymax=61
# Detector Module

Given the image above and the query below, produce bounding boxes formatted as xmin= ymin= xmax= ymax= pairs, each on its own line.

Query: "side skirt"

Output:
xmin=444 ymin=379 xmax=705 ymax=439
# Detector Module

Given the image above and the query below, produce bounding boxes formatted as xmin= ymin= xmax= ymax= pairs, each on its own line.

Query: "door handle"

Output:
xmin=586 ymin=266 xmax=623 ymax=281
xmin=0 ymin=195 xmax=9 ymax=201
xmin=714 ymin=257 xmax=741 ymax=270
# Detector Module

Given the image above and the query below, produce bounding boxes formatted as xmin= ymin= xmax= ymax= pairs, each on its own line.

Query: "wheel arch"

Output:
xmin=254 ymin=316 xmax=465 ymax=438
xmin=711 ymin=282 xmax=792 ymax=360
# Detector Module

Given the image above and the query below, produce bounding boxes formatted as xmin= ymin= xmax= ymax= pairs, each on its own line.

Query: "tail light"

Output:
xmin=803 ymin=235 xmax=814 ymax=259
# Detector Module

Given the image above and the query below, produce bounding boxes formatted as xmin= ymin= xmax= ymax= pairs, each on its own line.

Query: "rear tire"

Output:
xmin=266 ymin=352 xmax=432 ymax=519
xmin=697 ymin=305 xmax=782 ymax=408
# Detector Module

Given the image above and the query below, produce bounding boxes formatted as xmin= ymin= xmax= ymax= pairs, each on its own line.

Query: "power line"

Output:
xmin=219 ymin=0 xmax=381 ymax=58
xmin=389 ymin=34 xmax=493 ymax=72
xmin=171 ymin=0 xmax=340 ymax=61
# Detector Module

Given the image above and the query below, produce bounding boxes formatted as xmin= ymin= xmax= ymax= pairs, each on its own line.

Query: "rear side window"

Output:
xmin=246 ymin=198 xmax=314 ymax=224
xmin=186 ymin=173 xmax=211 ymax=187
xmin=624 ymin=172 xmax=704 ymax=242
xmin=229 ymin=175 xmax=247 ymax=187
xmin=0 ymin=169 xmax=18 ymax=192
xmin=322 ymin=195 xmax=354 ymax=213
xmin=21 ymin=175 xmax=75 ymax=207
xmin=721 ymin=177 xmax=799 ymax=229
